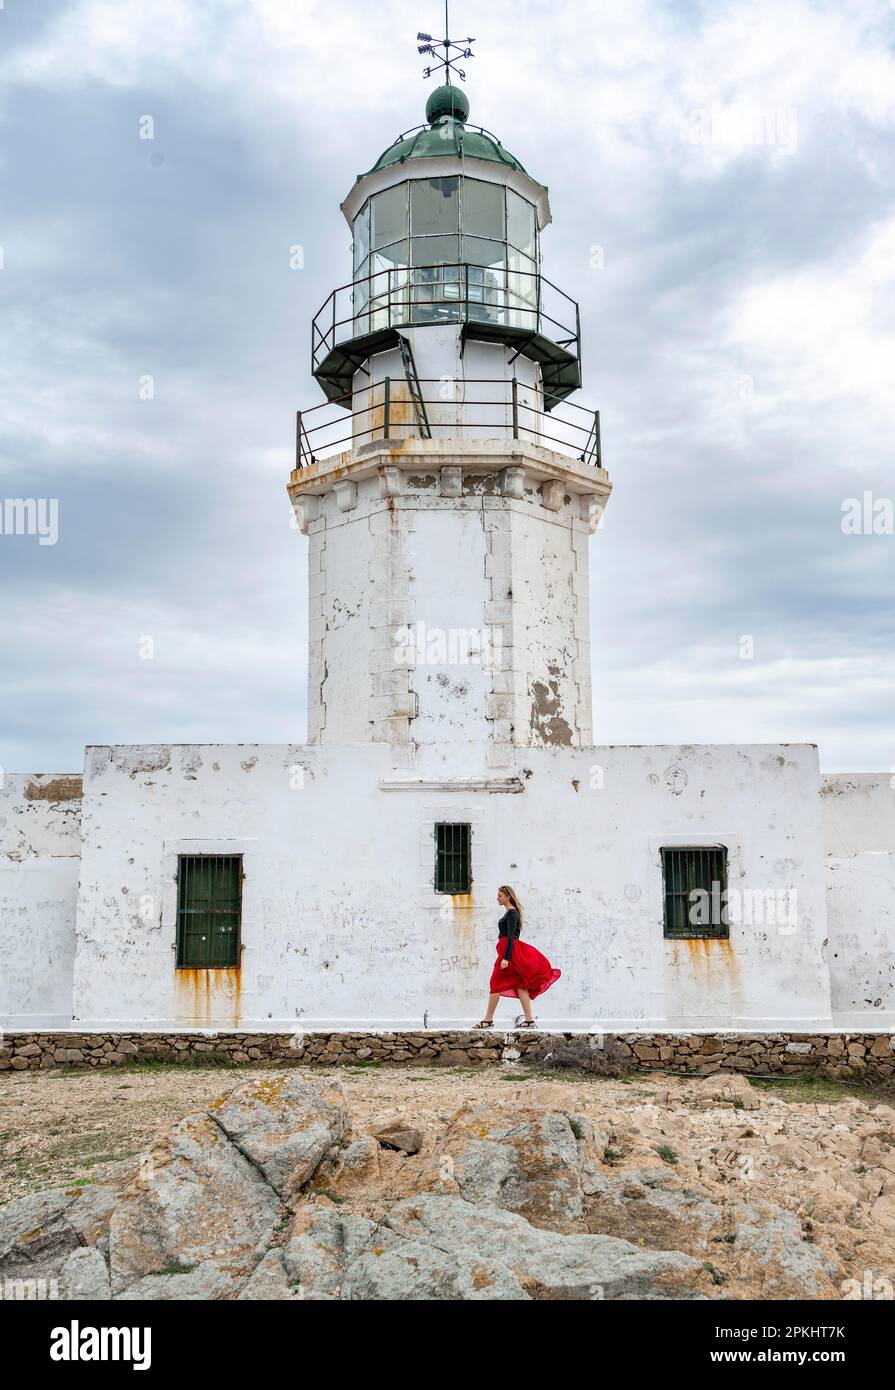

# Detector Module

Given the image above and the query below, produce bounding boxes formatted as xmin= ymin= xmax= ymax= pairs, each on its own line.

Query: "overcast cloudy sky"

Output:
xmin=1 ymin=0 xmax=893 ymax=774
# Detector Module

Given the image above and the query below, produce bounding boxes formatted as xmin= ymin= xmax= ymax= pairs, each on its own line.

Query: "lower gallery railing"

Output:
xmin=295 ymin=377 xmax=602 ymax=471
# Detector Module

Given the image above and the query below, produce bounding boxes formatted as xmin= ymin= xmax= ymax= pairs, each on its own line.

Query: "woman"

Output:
xmin=476 ymin=885 xmax=560 ymax=1029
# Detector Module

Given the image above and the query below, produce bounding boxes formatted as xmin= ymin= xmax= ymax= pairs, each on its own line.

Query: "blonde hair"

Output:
xmin=499 ymin=885 xmax=524 ymax=931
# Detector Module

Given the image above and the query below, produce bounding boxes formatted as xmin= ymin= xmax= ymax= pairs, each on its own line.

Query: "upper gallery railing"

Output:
xmin=311 ymin=262 xmax=581 ymax=377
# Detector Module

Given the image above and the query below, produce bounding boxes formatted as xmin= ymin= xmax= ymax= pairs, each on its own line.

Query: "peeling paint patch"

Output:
xmin=462 ymin=472 xmax=499 ymax=496
xmin=529 ymin=678 xmax=573 ymax=747
xmin=110 ymin=747 xmax=172 ymax=779
xmin=24 ymin=777 xmax=82 ymax=802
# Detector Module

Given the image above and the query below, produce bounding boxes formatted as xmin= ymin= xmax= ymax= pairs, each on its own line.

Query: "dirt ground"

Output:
xmin=2 ymin=1060 xmax=894 ymax=1298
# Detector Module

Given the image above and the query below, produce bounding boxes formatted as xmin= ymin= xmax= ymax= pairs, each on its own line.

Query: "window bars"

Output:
xmin=435 ymin=823 xmax=472 ymax=894
xmin=661 ymin=846 xmax=729 ymax=940
xmin=175 ymin=854 xmax=243 ymax=968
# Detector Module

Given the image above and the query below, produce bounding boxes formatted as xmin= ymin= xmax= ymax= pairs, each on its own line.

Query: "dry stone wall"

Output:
xmin=1 ymin=1031 xmax=893 ymax=1078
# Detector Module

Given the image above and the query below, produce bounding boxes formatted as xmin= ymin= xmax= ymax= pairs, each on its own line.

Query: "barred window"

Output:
xmin=661 ymin=846 xmax=729 ymax=939
xmin=435 ymin=823 xmax=471 ymax=894
xmin=176 ymin=855 xmax=242 ymax=968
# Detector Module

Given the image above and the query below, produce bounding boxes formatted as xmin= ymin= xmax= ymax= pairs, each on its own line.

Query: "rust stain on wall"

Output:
xmin=449 ymin=892 xmax=477 ymax=955
xmin=670 ymin=937 xmax=744 ymax=1009
xmin=175 ymin=967 xmax=242 ymax=1027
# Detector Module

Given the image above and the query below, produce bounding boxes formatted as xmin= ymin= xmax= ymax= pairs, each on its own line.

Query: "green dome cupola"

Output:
xmin=425 ymin=82 xmax=469 ymax=124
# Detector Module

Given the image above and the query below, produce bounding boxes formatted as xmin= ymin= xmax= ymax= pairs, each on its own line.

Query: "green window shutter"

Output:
xmin=435 ymin=823 xmax=471 ymax=894
xmin=176 ymin=855 xmax=242 ymax=968
xmin=661 ymin=846 xmax=728 ymax=940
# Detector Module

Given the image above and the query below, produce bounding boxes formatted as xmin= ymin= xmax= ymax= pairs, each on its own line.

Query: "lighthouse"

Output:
xmin=2 ymin=17 xmax=858 ymax=1039
xmin=289 ymin=26 xmax=611 ymax=775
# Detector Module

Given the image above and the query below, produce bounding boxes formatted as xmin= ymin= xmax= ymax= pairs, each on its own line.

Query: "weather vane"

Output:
xmin=417 ymin=2 xmax=475 ymax=84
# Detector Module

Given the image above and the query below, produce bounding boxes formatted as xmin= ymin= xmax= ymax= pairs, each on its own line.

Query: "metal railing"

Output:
xmin=294 ymin=377 xmax=602 ymax=471
xmin=311 ymin=262 xmax=581 ymax=376
xmin=380 ymin=120 xmax=515 ymax=153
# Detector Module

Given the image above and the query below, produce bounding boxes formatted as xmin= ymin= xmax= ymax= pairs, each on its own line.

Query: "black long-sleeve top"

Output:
xmin=498 ymin=908 xmax=520 ymax=962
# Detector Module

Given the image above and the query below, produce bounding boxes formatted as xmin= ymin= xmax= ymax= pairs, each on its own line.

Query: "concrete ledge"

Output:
xmin=1 ymin=1031 xmax=893 ymax=1077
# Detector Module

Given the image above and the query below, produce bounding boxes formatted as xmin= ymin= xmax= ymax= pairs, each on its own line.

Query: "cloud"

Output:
xmin=0 ymin=0 xmax=892 ymax=773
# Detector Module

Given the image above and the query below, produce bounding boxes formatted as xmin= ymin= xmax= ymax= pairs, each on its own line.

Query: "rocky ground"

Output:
xmin=1 ymin=1060 xmax=893 ymax=1300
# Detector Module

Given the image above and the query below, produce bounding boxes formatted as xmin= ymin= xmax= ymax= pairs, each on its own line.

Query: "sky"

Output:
xmin=0 ymin=0 xmax=893 ymax=774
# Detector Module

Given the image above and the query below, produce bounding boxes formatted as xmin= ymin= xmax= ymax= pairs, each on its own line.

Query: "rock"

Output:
xmin=354 ymin=1194 xmax=704 ymax=1300
xmin=61 ymin=1247 xmax=112 ymax=1300
xmin=334 ymin=1137 xmax=381 ymax=1193
xmin=729 ymin=1201 xmax=837 ymax=1297
xmin=374 ymin=1123 xmax=423 ymax=1155
xmin=65 ymin=1185 xmax=121 ymax=1253
xmin=108 ymin=1111 xmax=282 ymax=1297
xmin=209 ymin=1075 xmax=348 ymax=1207
xmin=0 ymin=1190 xmax=80 ymax=1275
xmin=585 ymin=1166 xmax=727 ymax=1251
xmin=343 ymin=1230 xmax=527 ymax=1300
xmin=284 ymin=1208 xmax=379 ymax=1299
xmin=116 ymin=1261 xmax=246 ymax=1301
xmin=275 ymin=1194 xmax=704 ymax=1301
xmin=238 ymin=1251 xmax=303 ymax=1301
xmin=434 ymin=1050 xmax=470 ymax=1067
xmin=421 ymin=1105 xmax=591 ymax=1228
xmin=870 ymin=1195 xmax=895 ymax=1229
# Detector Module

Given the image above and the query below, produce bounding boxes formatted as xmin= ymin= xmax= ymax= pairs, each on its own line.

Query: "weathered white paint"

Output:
xmin=351 ymin=329 xmax=544 ymax=446
xmin=0 ymin=775 xmax=80 ymax=1027
xmin=64 ymin=740 xmax=835 ymax=1031
xmin=289 ymin=439 xmax=608 ymax=771
xmin=339 ymin=154 xmax=552 ymax=233
xmin=822 ymin=775 xmax=895 ymax=1026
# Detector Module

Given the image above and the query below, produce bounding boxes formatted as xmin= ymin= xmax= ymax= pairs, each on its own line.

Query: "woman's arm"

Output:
xmin=502 ymin=909 xmax=519 ymax=962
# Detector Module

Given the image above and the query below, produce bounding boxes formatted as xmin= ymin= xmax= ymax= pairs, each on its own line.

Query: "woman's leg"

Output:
xmin=483 ymin=991 xmax=501 ymax=1021
xmin=516 ymin=988 xmax=535 ymax=1023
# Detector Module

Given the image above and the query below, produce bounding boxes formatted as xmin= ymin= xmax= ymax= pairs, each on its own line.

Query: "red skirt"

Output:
xmin=489 ymin=938 xmax=561 ymax=1000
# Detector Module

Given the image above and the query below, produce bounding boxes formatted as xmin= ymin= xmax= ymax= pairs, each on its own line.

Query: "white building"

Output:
xmin=2 ymin=74 xmax=893 ymax=1034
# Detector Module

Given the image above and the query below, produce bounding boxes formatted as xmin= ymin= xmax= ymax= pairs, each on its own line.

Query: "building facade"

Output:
xmin=1 ymin=78 xmax=893 ymax=1033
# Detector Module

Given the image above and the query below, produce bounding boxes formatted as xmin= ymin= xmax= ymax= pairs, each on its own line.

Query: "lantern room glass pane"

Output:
xmin=411 ymin=263 xmax=464 ymax=323
xmin=410 ymin=234 xmax=459 ymax=267
xmin=372 ymin=185 xmax=408 ymax=250
xmin=507 ymin=188 xmax=536 ymax=259
xmin=464 ymin=236 xmax=506 ymax=272
xmin=410 ymin=176 xmax=459 ymax=236
xmin=353 ymin=201 xmax=370 ymax=274
xmin=464 ymin=178 xmax=505 ymax=239
xmin=369 ymin=242 xmax=409 ymax=330
xmin=508 ymin=247 xmax=537 ymax=330
xmin=371 ymin=241 xmax=408 ymax=272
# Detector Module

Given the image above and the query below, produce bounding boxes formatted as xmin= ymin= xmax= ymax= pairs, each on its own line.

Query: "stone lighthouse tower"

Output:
xmin=289 ymin=30 xmax=611 ymax=778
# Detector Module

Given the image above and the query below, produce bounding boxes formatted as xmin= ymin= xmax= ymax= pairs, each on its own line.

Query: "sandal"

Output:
xmin=474 ymin=1019 xmax=494 ymax=1028
xmin=517 ymin=1019 xmax=539 ymax=1029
